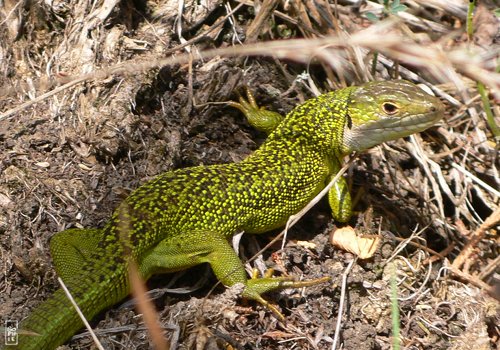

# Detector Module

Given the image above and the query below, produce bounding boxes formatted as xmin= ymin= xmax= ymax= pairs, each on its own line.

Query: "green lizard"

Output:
xmin=9 ymin=80 xmax=443 ymax=350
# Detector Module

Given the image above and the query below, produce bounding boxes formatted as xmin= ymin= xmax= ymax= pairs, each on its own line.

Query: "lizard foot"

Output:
xmin=227 ymin=87 xmax=284 ymax=134
xmin=243 ymin=269 xmax=330 ymax=320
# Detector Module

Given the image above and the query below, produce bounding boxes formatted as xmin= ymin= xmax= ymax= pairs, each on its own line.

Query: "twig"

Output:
xmin=2 ymin=21 xmax=499 ymax=120
xmin=478 ymin=254 xmax=500 ymax=280
xmin=245 ymin=0 xmax=280 ymax=42
xmin=331 ymin=258 xmax=356 ymax=350
xmin=446 ymin=264 xmax=496 ymax=296
xmin=129 ymin=261 xmax=170 ymax=350
xmin=451 ymin=163 xmax=500 ymax=198
xmin=452 ymin=205 xmax=500 ymax=270
xmin=58 ymin=277 xmax=105 ymax=350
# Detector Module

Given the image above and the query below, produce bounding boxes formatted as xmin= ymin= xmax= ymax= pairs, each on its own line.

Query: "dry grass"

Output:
xmin=0 ymin=0 xmax=498 ymax=349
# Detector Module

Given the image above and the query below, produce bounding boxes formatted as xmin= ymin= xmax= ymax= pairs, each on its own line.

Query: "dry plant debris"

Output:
xmin=330 ymin=226 xmax=381 ymax=259
xmin=0 ymin=0 xmax=499 ymax=349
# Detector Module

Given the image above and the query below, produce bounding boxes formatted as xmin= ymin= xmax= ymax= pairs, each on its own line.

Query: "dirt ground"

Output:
xmin=0 ymin=1 xmax=499 ymax=349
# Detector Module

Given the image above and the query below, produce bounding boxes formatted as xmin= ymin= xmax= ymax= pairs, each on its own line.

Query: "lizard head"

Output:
xmin=341 ymin=80 xmax=444 ymax=154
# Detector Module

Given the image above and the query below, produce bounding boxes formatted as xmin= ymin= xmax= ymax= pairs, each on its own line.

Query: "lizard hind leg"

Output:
xmin=139 ymin=230 xmax=330 ymax=320
xmin=138 ymin=230 xmax=248 ymax=283
xmin=50 ymin=228 xmax=105 ymax=281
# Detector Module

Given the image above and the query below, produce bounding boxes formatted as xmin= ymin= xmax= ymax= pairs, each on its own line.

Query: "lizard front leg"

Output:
xmin=230 ymin=89 xmax=353 ymax=223
xmin=227 ymin=87 xmax=284 ymax=135
xmin=328 ymin=175 xmax=352 ymax=223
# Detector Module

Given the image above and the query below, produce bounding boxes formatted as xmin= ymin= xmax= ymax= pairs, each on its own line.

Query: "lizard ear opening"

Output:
xmin=346 ymin=112 xmax=353 ymax=129
xmin=382 ymin=102 xmax=399 ymax=115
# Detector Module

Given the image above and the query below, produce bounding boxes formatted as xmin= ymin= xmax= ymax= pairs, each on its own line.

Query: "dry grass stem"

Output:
xmin=58 ymin=277 xmax=105 ymax=350
xmin=2 ymin=22 xmax=499 ymax=120
xmin=452 ymin=206 xmax=500 ymax=271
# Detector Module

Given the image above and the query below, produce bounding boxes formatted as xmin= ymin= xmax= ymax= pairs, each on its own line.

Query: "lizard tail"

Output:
xmin=14 ymin=270 xmax=129 ymax=350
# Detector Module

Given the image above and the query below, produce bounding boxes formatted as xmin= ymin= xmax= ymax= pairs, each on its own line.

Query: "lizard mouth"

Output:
xmin=343 ymin=106 xmax=444 ymax=153
xmin=362 ymin=108 xmax=443 ymax=133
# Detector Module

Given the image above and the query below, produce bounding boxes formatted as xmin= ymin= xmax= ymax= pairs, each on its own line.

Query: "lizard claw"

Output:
xmin=243 ymin=271 xmax=331 ymax=320
xmin=227 ymin=87 xmax=284 ymax=134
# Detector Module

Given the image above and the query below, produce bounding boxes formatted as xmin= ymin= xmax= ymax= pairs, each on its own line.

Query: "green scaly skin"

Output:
xmin=9 ymin=80 xmax=443 ymax=349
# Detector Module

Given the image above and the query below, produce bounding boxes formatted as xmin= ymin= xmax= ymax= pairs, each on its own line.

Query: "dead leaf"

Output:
xmin=330 ymin=226 xmax=380 ymax=259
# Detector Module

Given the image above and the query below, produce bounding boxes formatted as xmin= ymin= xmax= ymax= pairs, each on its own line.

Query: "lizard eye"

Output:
xmin=382 ymin=102 xmax=399 ymax=115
